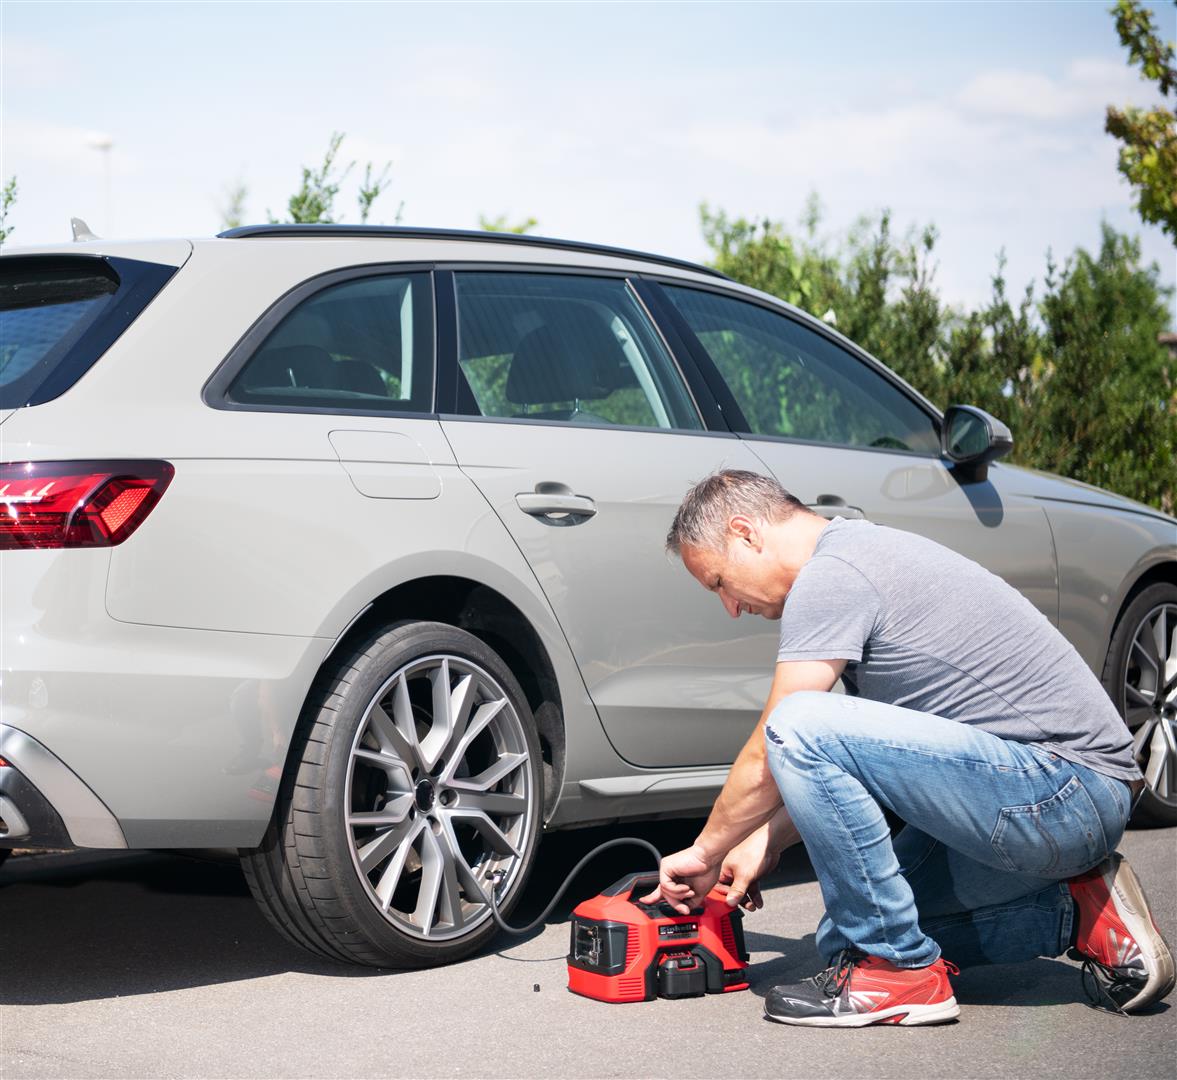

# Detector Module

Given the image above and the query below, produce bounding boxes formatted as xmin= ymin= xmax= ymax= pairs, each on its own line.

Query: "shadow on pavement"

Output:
xmin=1 ymin=817 xmax=805 ymax=1005
xmin=8 ymin=821 xmax=1128 ymax=1016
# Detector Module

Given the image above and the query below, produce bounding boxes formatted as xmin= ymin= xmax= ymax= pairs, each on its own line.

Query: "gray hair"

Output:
xmin=666 ymin=469 xmax=808 ymax=556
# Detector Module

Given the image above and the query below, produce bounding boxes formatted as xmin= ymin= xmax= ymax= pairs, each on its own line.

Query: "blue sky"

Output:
xmin=2 ymin=1 xmax=1174 ymax=314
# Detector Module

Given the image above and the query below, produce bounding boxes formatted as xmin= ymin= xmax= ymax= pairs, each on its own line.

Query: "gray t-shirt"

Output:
xmin=777 ymin=517 xmax=1140 ymax=781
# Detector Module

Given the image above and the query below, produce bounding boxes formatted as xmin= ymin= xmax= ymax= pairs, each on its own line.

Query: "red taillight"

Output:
xmin=0 ymin=461 xmax=174 ymax=550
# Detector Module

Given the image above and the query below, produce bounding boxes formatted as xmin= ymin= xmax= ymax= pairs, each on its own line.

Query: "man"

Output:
xmin=643 ymin=469 xmax=1173 ymax=1026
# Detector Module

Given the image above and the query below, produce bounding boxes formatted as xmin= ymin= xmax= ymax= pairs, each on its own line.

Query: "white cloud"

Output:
xmin=956 ymin=56 xmax=1153 ymax=120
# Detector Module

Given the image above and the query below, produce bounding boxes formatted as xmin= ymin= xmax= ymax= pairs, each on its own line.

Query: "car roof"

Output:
xmin=217 ymin=224 xmax=731 ymax=281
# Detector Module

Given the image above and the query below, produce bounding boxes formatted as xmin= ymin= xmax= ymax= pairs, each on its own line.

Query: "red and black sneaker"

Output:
xmin=764 ymin=950 xmax=960 ymax=1027
xmin=1069 ymin=852 xmax=1175 ymax=1013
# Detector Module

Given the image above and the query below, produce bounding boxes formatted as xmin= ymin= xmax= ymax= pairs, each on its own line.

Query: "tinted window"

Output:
xmin=228 ymin=273 xmax=433 ymax=413
xmin=665 ymin=286 xmax=939 ymax=454
xmin=0 ymin=261 xmax=118 ymax=408
xmin=455 ymin=272 xmax=701 ymax=430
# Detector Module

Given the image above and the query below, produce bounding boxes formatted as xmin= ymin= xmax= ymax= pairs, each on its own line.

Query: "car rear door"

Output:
xmin=437 ymin=268 xmax=776 ymax=769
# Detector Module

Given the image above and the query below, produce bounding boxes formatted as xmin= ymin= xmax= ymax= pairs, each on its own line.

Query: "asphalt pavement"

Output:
xmin=1 ymin=821 xmax=1174 ymax=1079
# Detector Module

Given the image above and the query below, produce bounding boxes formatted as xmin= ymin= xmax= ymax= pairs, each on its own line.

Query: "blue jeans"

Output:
xmin=764 ymin=692 xmax=1132 ymax=969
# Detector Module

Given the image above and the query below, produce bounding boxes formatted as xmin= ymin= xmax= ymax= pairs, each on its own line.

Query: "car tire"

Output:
xmin=240 ymin=620 xmax=544 ymax=966
xmin=1102 ymin=582 xmax=1177 ymax=828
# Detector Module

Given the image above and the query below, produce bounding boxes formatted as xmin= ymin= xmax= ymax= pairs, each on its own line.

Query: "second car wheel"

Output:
xmin=1102 ymin=582 xmax=1177 ymax=828
xmin=241 ymin=620 xmax=543 ymax=966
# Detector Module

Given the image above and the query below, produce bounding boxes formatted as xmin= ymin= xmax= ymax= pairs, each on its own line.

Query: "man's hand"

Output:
xmin=715 ymin=824 xmax=780 ymax=911
xmin=639 ymin=845 xmax=721 ymax=914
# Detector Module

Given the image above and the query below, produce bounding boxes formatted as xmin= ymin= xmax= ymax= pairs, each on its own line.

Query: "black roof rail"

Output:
xmin=216 ymin=224 xmax=729 ymax=281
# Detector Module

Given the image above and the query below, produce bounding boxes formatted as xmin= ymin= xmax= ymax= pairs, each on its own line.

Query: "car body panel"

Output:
xmin=1033 ymin=499 xmax=1176 ymax=672
xmin=441 ymin=417 xmax=778 ymax=768
xmin=742 ymin=442 xmax=1061 ymax=624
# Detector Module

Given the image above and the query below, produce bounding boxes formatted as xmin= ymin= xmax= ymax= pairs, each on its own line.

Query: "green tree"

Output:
xmin=698 ymin=203 xmax=1175 ymax=512
xmin=1106 ymin=0 xmax=1177 ymax=242
xmin=479 ymin=213 xmax=539 ymax=234
xmin=1033 ymin=226 xmax=1175 ymax=510
xmin=269 ymin=132 xmax=397 ymax=225
xmin=0 ymin=176 xmax=17 ymax=247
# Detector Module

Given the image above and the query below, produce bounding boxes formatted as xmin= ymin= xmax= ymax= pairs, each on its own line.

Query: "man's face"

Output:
xmin=680 ymin=531 xmax=789 ymax=620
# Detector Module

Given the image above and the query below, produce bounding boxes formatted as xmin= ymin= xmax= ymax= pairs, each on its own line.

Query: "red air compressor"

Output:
xmin=567 ymin=871 xmax=750 ymax=1003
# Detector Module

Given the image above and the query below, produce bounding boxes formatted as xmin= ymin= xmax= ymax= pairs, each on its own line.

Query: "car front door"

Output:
xmin=647 ymin=280 xmax=1059 ymax=622
xmin=437 ymin=269 xmax=776 ymax=769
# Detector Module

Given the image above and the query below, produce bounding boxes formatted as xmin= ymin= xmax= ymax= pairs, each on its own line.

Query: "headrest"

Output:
xmin=505 ymin=310 xmax=632 ymax=406
xmin=244 ymin=344 xmax=338 ymax=390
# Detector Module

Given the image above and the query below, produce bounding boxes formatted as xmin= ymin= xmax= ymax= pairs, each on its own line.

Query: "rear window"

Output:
xmin=0 ymin=256 xmax=175 ymax=409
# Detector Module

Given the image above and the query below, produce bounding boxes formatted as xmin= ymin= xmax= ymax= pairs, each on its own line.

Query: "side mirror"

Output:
xmin=941 ymin=405 xmax=1013 ymax=483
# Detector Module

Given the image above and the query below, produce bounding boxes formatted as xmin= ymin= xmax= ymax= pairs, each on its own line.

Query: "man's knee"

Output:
xmin=764 ymin=691 xmax=838 ymax=759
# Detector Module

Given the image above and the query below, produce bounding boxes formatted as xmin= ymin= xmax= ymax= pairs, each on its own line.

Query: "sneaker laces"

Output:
xmin=1079 ymin=957 xmax=1135 ymax=1016
xmin=811 ymin=950 xmax=958 ymax=1000
xmin=814 ymin=949 xmax=861 ymax=999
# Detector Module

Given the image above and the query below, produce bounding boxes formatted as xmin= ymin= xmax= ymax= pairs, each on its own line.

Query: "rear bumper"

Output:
xmin=0 ymin=726 xmax=124 ymax=849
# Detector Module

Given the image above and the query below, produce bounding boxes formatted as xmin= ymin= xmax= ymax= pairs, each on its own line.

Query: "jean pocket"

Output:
xmin=989 ymin=775 xmax=1107 ymax=878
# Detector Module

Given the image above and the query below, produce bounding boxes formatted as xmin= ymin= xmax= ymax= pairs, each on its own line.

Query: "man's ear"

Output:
xmin=727 ymin=514 xmax=763 ymax=551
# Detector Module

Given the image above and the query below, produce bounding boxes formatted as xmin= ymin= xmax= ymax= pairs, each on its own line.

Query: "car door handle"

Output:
xmin=805 ymin=495 xmax=866 ymax=520
xmin=515 ymin=491 xmax=598 ymax=524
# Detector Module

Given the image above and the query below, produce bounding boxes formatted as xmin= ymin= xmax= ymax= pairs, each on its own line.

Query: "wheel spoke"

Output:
xmin=453 ymin=790 xmax=529 ymax=817
xmin=449 ymin=751 xmax=527 ymax=793
xmin=413 ymin=826 xmax=445 ymax=935
xmin=1132 ymin=716 xmax=1158 ymax=758
xmin=1156 ymin=721 xmax=1177 ymax=800
xmin=1164 ymin=609 xmax=1177 ymax=686
xmin=417 ymin=660 xmax=454 ymax=772
xmin=434 ymin=828 xmax=466 ymax=932
xmin=374 ymin=817 xmax=425 ymax=909
xmin=1126 ymin=683 xmax=1156 ymax=708
xmin=367 ymin=703 xmax=416 ymax=770
xmin=389 ymin=673 xmax=423 ymax=765
xmin=1132 ymin=631 xmax=1161 ymax=677
xmin=447 ymin=673 xmax=478 ymax=747
xmin=356 ymin=814 xmax=415 ymax=874
xmin=439 ymin=699 xmax=507 ymax=783
xmin=353 ymin=746 xmax=413 ymax=788
xmin=1150 ymin=609 xmax=1168 ymax=673
xmin=419 ymin=670 xmax=480 ymax=773
xmin=439 ymin=817 xmax=491 ymax=908
xmin=348 ymin=792 xmax=414 ymax=829
xmin=1142 ymin=722 xmax=1173 ymax=796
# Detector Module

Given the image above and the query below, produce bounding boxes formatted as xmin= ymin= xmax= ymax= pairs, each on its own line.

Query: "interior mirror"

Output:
xmin=941 ymin=405 xmax=1013 ymax=483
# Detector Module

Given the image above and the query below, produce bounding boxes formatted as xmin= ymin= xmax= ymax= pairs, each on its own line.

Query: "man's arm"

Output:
xmin=716 ymin=804 xmax=802 ymax=911
xmin=641 ymin=657 xmax=845 ymax=912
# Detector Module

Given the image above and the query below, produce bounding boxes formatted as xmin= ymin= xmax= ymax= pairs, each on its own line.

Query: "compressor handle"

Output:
xmin=599 ymin=870 xmax=660 ymax=898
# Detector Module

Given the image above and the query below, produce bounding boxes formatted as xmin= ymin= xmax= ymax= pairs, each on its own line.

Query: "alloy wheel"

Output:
xmin=344 ymin=654 xmax=535 ymax=941
xmin=1122 ymin=601 xmax=1177 ymax=808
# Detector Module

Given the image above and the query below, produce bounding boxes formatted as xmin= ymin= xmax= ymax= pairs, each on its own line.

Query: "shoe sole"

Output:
xmin=764 ymin=997 xmax=960 ymax=1027
xmin=1104 ymin=854 xmax=1176 ymax=1012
